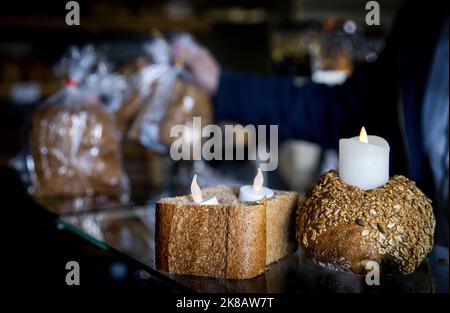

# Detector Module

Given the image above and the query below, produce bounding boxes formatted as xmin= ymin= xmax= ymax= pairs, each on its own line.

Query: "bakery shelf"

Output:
xmin=0 ymin=16 xmax=211 ymax=34
xmin=0 ymin=81 xmax=61 ymax=99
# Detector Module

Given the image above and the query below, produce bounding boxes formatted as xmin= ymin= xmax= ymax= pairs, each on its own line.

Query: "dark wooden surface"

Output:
xmin=62 ymin=204 xmax=436 ymax=293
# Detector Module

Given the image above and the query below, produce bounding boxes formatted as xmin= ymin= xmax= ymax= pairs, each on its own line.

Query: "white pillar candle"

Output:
xmin=339 ymin=127 xmax=390 ymax=190
xmin=239 ymin=168 xmax=274 ymax=202
xmin=190 ymin=174 xmax=219 ymax=205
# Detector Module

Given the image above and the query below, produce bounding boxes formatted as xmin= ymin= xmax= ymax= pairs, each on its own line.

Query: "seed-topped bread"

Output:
xmin=156 ymin=185 xmax=298 ymax=279
xmin=296 ymin=171 xmax=435 ymax=275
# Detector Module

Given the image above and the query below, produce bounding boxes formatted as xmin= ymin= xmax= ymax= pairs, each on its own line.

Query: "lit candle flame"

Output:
xmin=359 ymin=126 xmax=368 ymax=144
xmin=191 ymin=174 xmax=203 ymax=203
xmin=253 ymin=168 xmax=263 ymax=192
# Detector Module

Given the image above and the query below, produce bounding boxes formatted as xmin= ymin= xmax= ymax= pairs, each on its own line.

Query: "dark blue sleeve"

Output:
xmin=213 ymin=0 xmax=406 ymax=151
xmin=214 ymin=65 xmax=385 ymax=149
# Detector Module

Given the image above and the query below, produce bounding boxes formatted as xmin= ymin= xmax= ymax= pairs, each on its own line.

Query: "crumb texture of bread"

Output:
xmin=296 ymin=171 xmax=435 ymax=275
xmin=156 ymin=185 xmax=298 ymax=279
xmin=168 ymin=204 xmax=229 ymax=278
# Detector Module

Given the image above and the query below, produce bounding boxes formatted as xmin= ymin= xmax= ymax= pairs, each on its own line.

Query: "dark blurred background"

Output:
xmin=0 ymin=0 xmax=404 ymax=189
xmin=0 ymin=0 xmax=406 ymax=289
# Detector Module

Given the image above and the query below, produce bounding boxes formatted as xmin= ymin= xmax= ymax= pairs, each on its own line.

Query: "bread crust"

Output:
xmin=156 ymin=200 xmax=266 ymax=279
xmin=155 ymin=201 xmax=176 ymax=272
xmin=296 ymin=171 xmax=435 ymax=274
xmin=266 ymin=191 xmax=298 ymax=265
xmin=226 ymin=202 xmax=266 ymax=279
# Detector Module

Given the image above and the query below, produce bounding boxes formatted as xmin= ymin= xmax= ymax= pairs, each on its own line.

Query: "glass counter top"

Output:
xmin=58 ymin=203 xmax=436 ymax=293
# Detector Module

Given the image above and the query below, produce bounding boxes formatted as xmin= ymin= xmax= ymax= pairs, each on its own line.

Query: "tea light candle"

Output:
xmin=191 ymin=174 xmax=219 ymax=205
xmin=239 ymin=168 xmax=274 ymax=202
xmin=339 ymin=127 xmax=390 ymax=190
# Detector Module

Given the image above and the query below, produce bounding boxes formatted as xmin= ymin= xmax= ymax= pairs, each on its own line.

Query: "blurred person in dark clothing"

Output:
xmin=174 ymin=0 xmax=448 ymax=289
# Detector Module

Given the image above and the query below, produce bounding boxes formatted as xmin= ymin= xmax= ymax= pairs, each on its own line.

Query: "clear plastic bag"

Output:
xmin=24 ymin=45 xmax=129 ymax=202
xmin=85 ymin=60 xmax=128 ymax=115
xmin=127 ymin=35 xmax=212 ymax=154
xmin=114 ymin=38 xmax=169 ymax=134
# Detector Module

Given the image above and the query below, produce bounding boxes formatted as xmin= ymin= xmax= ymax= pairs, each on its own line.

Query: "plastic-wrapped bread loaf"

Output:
xmin=115 ymin=87 xmax=144 ymax=133
xmin=125 ymin=36 xmax=212 ymax=153
xmin=30 ymin=100 xmax=124 ymax=198
xmin=128 ymin=78 xmax=212 ymax=153
xmin=158 ymin=79 xmax=212 ymax=147
xmin=17 ymin=45 xmax=128 ymax=203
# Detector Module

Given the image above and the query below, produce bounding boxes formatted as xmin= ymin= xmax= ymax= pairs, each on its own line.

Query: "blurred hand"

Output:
xmin=173 ymin=41 xmax=221 ymax=97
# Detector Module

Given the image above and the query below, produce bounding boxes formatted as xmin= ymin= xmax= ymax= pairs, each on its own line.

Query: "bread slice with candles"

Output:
xmin=155 ymin=172 xmax=298 ymax=279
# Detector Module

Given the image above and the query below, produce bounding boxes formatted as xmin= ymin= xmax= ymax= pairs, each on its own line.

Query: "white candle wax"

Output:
xmin=199 ymin=197 xmax=219 ymax=205
xmin=339 ymin=134 xmax=390 ymax=190
xmin=239 ymin=185 xmax=274 ymax=202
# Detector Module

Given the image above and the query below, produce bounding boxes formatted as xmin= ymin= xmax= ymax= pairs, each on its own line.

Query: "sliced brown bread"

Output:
xmin=156 ymin=185 xmax=298 ymax=279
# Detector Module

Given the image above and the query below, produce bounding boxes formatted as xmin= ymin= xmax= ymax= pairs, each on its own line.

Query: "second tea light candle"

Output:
xmin=239 ymin=168 xmax=274 ymax=202
xmin=339 ymin=127 xmax=390 ymax=190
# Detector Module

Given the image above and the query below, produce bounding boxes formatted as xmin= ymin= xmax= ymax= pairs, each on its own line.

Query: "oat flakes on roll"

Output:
xmin=296 ymin=170 xmax=435 ymax=275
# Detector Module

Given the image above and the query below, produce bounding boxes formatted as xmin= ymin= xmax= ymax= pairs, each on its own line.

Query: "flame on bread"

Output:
xmin=253 ymin=168 xmax=263 ymax=192
xmin=191 ymin=174 xmax=203 ymax=203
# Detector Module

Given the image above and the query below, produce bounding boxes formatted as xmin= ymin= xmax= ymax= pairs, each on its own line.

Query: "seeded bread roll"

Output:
xmin=156 ymin=185 xmax=298 ymax=279
xmin=296 ymin=171 xmax=435 ymax=275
